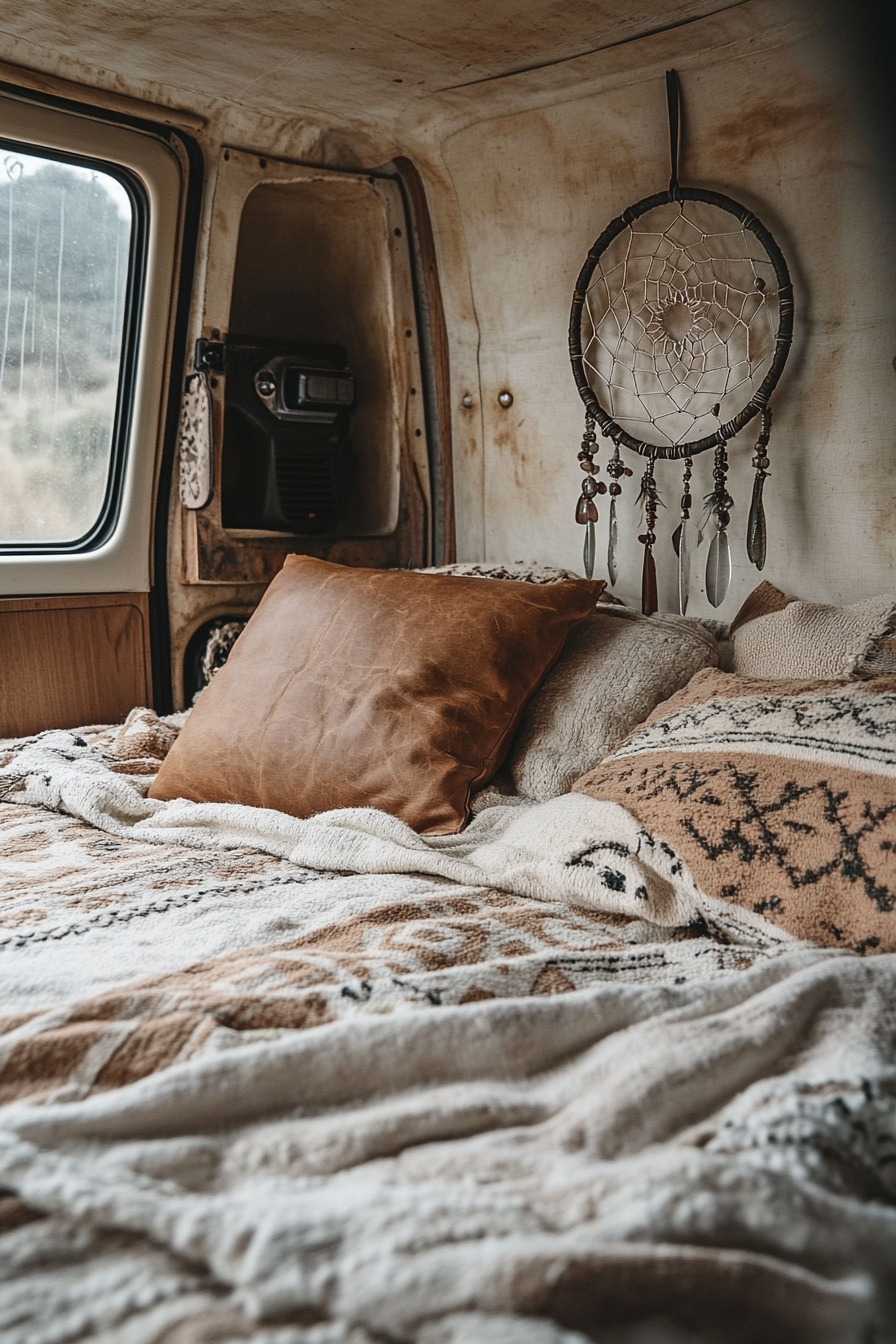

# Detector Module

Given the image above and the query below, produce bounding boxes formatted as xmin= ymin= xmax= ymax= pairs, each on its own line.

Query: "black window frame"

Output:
xmin=0 ymin=135 xmax=148 ymax=555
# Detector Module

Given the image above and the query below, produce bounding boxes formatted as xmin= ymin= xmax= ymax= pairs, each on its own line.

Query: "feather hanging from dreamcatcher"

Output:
xmin=568 ymin=70 xmax=794 ymax=613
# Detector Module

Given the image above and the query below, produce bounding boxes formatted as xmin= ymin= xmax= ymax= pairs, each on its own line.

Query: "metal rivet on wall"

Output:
xmin=498 ymin=390 xmax=513 ymax=408
xmin=461 ymin=394 xmax=474 ymax=408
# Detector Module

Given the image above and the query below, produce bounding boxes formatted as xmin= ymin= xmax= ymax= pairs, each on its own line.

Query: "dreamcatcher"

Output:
xmin=568 ymin=71 xmax=793 ymax=613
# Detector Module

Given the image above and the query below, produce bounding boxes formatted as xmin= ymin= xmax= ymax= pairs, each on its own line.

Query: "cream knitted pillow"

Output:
xmin=731 ymin=586 xmax=896 ymax=680
xmin=507 ymin=606 xmax=719 ymax=801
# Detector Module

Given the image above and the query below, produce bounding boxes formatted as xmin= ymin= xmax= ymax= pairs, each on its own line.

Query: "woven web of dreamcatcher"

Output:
xmin=582 ymin=199 xmax=781 ymax=449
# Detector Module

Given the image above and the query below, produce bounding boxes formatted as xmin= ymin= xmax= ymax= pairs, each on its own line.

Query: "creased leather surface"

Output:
xmin=151 ymin=557 xmax=603 ymax=833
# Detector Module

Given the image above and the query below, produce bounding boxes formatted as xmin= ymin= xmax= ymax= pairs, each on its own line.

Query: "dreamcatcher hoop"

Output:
xmin=568 ymin=186 xmax=794 ymax=460
xmin=566 ymin=71 xmax=795 ymax=613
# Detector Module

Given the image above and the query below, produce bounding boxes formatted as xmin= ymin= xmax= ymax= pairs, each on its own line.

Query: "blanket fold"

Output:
xmin=1 ymin=953 xmax=895 ymax=1343
xmin=2 ymin=714 xmax=895 ymax=1343
xmin=0 ymin=723 xmax=789 ymax=947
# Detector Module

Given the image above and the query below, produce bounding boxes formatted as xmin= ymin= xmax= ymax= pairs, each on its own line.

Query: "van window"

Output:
xmin=0 ymin=145 xmax=138 ymax=548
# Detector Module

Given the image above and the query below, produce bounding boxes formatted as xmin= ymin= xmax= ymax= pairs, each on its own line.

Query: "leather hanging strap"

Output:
xmin=666 ymin=69 xmax=682 ymax=196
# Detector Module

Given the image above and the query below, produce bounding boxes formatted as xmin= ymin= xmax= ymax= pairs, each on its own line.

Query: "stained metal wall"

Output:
xmin=1 ymin=0 xmax=893 ymax=621
xmin=423 ymin=0 xmax=896 ymax=614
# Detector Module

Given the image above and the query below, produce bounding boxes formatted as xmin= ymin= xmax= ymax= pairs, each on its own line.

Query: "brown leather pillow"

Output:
xmin=151 ymin=556 xmax=603 ymax=834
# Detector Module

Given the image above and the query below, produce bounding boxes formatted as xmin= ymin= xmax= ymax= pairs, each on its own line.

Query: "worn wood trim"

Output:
xmin=184 ymin=513 xmax=410 ymax=584
xmin=394 ymin=156 xmax=456 ymax=563
xmin=183 ymin=446 xmax=425 ymax=583
xmin=0 ymin=593 xmax=152 ymax=738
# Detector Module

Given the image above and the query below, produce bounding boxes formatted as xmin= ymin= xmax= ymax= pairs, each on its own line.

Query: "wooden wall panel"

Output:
xmin=0 ymin=594 xmax=152 ymax=739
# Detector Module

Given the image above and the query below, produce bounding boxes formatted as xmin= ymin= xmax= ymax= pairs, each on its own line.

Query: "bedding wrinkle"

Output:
xmin=1 ymin=950 xmax=893 ymax=1341
xmin=539 ymin=958 xmax=880 ymax=1161
xmin=1 ymin=710 xmax=895 ymax=1340
xmin=0 ymin=953 xmax=849 ymax=1143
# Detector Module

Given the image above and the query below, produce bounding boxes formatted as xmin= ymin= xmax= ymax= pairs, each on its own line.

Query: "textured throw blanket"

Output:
xmin=0 ymin=713 xmax=794 ymax=952
xmin=1 ymin=714 xmax=895 ymax=1343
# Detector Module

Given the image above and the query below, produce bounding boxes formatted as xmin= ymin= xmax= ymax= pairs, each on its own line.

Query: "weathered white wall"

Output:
xmin=427 ymin=0 xmax=896 ymax=616
xmin=2 ymin=0 xmax=892 ymax=622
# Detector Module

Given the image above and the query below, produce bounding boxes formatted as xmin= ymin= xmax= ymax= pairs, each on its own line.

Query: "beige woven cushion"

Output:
xmin=506 ymin=606 xmax=719 ymax=801
xmin=730 ymin=581 xmax=896 ymax=680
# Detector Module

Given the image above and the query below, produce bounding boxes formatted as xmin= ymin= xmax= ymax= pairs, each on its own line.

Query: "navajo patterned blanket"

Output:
xmin=576 ymin=672 xmax=896 ymax=955
xmin=0 ymin=713 xmax=894 ymax=1342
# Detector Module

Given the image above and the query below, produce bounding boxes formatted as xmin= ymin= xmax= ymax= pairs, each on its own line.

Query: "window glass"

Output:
xmin=0 ymin=148 xmax=132 ymax=544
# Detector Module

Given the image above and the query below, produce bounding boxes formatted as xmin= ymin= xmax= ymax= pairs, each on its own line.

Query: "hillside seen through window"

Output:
xmin=0 ymin=148 xmax=132 ymax=545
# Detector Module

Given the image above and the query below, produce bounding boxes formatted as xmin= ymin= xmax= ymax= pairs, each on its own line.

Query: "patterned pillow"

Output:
xmin=417 ymin=561 xmax=583 ymax=585
xmin=573 ymin=668 xmax=896 ymax=954
xmin=416 ymin=561 xmax=629 ymax=602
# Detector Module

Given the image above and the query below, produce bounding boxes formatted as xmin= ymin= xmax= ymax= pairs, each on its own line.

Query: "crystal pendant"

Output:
xmin=641 ymin=546 xmax=658 ymax=616
xmin=678 ymin=517 xmax=691 ymax=616
xmin=705 ymin=526 xmax=731 ymax=608
xmin=607 ymin=499 xmax=618 ymax=586
xmin=747 ymin=474 xmax=767 ymax=570
xmin=583 ymin=519 xmax=596 ymax=579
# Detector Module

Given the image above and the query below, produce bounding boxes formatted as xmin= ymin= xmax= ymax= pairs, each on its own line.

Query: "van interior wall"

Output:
xmin=175 ymin=0 xmax=892 ymax=624
xmin=2 ymin=0 xmax=892 ymax=666
xmin=422 ymin=0 xmax=896 ymax=616
xmin=228 ymin=179 xmax=402 ymax=540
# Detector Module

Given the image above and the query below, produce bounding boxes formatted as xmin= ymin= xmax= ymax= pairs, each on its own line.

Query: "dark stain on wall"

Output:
xmin=712 ymin=91 xmax=838 ymax=171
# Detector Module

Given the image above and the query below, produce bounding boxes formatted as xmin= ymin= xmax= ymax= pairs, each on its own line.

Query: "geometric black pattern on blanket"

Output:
xmin=574 ymin=672 xmax=896 ymax=955
xmin=0 ymin=804 xmax=774 ymax=1106
xmin=609 ymin=683 xmax=896 ymax=770
xmin=599 ymin=757 xmax=896 ymax=922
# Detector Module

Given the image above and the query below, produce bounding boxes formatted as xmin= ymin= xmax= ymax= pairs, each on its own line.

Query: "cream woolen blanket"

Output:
xmin=0 ymin=723 xmax=787 ymax=945
xmin=1 ymin=953 xmax=895 ymax=1343
xmin=1 ymin=719 xmax=895 ymax=1342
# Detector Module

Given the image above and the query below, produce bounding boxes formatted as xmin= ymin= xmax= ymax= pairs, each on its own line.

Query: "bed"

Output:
xmin=1 ymin=565 xmax=895 ymax=1344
